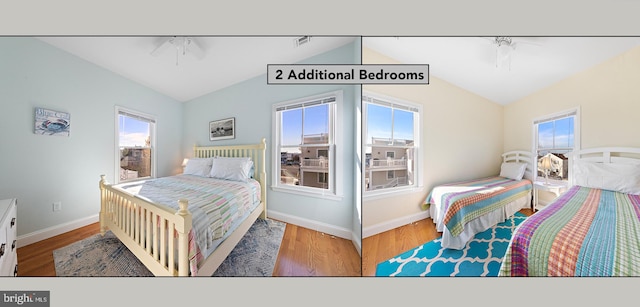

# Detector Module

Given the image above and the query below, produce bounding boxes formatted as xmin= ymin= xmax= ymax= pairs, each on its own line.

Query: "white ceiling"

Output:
xmin=363 ymin=36 xmax=640 ymax=105
xmin=37 ymin=36 xmax=356 ymax=102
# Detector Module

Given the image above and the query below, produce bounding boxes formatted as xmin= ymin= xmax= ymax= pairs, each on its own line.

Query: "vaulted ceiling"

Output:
xmin=37 ymin=36 xmax=357 ymax=102
xmin=363 ymin=36 xmax=640 ymax=105
xmin=35 ymin=36 xmax=640 ymax=106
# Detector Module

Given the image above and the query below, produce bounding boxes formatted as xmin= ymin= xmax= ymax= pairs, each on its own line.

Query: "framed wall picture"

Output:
xmin=34 ymin=107 xmax=71 ymax=137
xmin=209 ymin=117 xmax=235 ymax=141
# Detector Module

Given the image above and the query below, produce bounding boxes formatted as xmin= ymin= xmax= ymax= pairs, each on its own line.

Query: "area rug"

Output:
xmin=376 ymin=212 xmax=527 ymax=277
xmin=53 ymin=218 xmax=285 ymax=277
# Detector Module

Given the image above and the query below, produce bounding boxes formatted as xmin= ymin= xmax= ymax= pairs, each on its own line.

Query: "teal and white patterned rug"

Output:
xmin=53 ymin=218 xmax=285 ymax=277
xmin=376 ymin=212 xmax=527 ymax=277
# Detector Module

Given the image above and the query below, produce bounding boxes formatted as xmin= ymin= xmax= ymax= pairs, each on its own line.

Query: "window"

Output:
xmin=318 ymin=172 xmax=328 ymax=185
xmin=533 ymin=108 xmax=579 ymax=183
xmin=387 ymin=170 xmax=395 ymax=180
xmin=317 ymin=149 xmax=328 ymax=159
xmin=363 ymin=92 xmax=421 ymax=195
xmin=272 ymin=90 xmax=341 ymax=199
xmin=116 ymin=107 xmax=156 ymax=183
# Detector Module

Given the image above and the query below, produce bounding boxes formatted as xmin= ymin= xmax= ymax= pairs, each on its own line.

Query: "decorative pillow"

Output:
xmin=183 ymin=158 xmax=213 ymax=177
xmin=573 ymin=161 xmax=640 ymax=195
xmin=209 ymin=157 xmax=254 ymax=182
xmin=499 ymin=162 xmax=527 ymax=180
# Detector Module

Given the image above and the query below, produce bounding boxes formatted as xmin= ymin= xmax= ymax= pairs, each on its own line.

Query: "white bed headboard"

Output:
xmin=502 ymin=150 xmax=535 ymax=181
xmin=568 ymin=147 xmax=640 ymax=188
xmin=192 ymin=138 xmax=268 ymax=212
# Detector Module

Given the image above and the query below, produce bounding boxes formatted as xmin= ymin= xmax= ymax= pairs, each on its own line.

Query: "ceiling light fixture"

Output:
xmin=495 ymin=37 xmax=513 ymax=71
xmin=150 ymin=36 xmax=205 ymax=66
xmin=170 ymin=37 xmax=193 ymax=66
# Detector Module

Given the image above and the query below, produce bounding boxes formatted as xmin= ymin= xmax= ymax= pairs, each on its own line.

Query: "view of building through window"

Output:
xmin=536 ymin=115 xmax=575 ymax=181
xmin=118 ymin=113 xmax=153 ymax=181
xmin=364 ymin=97 xmax=418 ymax=192
xmin=279 ymin=103 xmax=331 ymax=189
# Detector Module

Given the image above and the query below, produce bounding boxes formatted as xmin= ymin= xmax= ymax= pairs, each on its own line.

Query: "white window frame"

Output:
xmin=363 ymin=91 xmax=423 ymax=200
xmin=115 ymin=106 xmax=157 ymax=184
xmin=532 ymin=107 xmax=580 ymax=186
xmin=271 ymin=90 xmax=343 ymax=200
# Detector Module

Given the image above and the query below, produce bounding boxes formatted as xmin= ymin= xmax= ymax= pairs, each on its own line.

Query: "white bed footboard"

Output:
xmin=99 ymin=175 xmax=192 ymax=276
xmin=99 ymin=138 xmax=268 ymax=277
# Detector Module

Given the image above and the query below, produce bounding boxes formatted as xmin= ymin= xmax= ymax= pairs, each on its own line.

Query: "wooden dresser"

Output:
xmin=0 ymin=198 xmax=17 ymax=276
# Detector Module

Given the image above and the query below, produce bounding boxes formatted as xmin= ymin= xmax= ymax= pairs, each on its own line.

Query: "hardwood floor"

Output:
xmin=362 ymin=208 xmax=534 ymax=276
xmin=17 ymin=220 xmax=362 ymax=277
xmin=18 ymin=207 xmax=533 ymax=277
xmin=272 ymin=223 xmax=362 ymax=276
xmin=17 ymin=222 xmax=101 ymax=277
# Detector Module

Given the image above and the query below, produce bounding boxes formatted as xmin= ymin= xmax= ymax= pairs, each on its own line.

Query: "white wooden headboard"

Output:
xmin=502 ymin=150 xmax=535 ymax=181
xmin=192 ymin=138 xmax=268 ymax=218
xmin=568 ymin=147 xmax=640 ymax=187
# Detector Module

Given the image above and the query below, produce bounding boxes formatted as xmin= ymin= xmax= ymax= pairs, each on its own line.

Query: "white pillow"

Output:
xmin=183 ymin=158 xmax=213 ymax=177
xmin=500 ymin=162 xmax=527 ymax=180
xmin=209 ymin=157 xmax=254 ymax=182
xmin=573 ymin=161 xmax=640 ymax=195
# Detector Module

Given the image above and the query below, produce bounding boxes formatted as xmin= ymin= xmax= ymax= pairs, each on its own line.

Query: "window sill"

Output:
xmin=535 ymin=178 xmax=568 ymax=187
xmin=364 ymin=185 xmax=425 ymax=201
xmin=271 ymin=185 xmax=343 ymax=201
xmin=116 ymin=176 xmax=153 ymax=185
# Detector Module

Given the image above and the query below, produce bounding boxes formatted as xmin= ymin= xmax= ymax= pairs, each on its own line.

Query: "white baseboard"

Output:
xmin=17 ymin=214 xmax=99 ymax=248
xmin=267 ymin=209 xmax=354 ymax=241
xmin=363 ymin=210 xmax=430 ymax=238
xmin=351 ymin=231 xmax=361 ymax=256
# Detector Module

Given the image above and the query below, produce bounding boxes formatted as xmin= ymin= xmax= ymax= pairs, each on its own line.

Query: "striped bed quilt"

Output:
xmin=121 ymin=174 xmax=261 ymax=275
xmin=499 ymin=185 xmax=640 ymax=276
xmin=425 ymin=176 xmax=532 ymax=237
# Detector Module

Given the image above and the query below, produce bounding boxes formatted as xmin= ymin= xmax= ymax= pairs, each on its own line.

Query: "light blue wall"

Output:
xmin=0 ymin=38 xmax=184 ymax=236
xmin=0 ymin=37 xmax=361 ymax=244
xmin=182 ymin=41 xmax=360 ymax=234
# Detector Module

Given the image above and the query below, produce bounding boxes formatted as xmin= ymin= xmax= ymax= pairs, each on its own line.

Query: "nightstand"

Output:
xmin=533 ymin=181 xmax=567 ymax=211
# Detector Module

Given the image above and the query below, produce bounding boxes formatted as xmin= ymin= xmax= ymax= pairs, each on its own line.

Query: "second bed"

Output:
xmin=424 ymin=151 xmax=534 ymax=249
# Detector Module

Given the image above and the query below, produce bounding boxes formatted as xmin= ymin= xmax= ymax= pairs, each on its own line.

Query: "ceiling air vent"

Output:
xmin=294 ymin=36 xmax=312 ymax=47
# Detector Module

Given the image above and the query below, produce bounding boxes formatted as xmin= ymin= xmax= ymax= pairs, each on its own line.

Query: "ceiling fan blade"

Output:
xmin=150 ymin=37 xmax=172 ymax=57
xmin=185 ymin=38 xmax=206 ymax=60
xmin=512 ymin=37 xmax=544 ymax=48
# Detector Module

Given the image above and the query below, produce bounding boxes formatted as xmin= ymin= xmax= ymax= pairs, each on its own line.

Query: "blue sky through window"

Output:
xmin=366 ymin=103 xmax=392 ymax=143
xmin=394 ymin=109 xmax=414 ymax=141
xmin=281 ymin=104 xmax=329 ymax=150
xmin=366 ymin=103 xmax=414 ymax=145
xmin=119 ymin=115 xmax=150 ymax=147
xmin=538 ymin=117 xmax=574 ymax=150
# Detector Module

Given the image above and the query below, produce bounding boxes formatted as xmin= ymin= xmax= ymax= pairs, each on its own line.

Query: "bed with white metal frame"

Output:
xmin=426 ymin=150 xmax=534 ymax=249
xmin=499 ymin=147 xmax=640 ymax=276
xmin=98 ymin=138 xmax=267 ymax=276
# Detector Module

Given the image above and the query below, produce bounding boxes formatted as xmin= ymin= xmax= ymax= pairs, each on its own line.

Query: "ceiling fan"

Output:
xmin=150 ymin=36 xmax=206 ymax=65
xmin=485 ymin=37 xmax=542 ymax=70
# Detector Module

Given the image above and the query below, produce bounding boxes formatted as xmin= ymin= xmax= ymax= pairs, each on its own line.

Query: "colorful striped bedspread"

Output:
xmin=499 ymin=186 xmax=640 ymax=276
xmin=425 ymin=176 xmax=532 ymax=237
xmin=126 ymin=174 xmax=261 ymax=275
